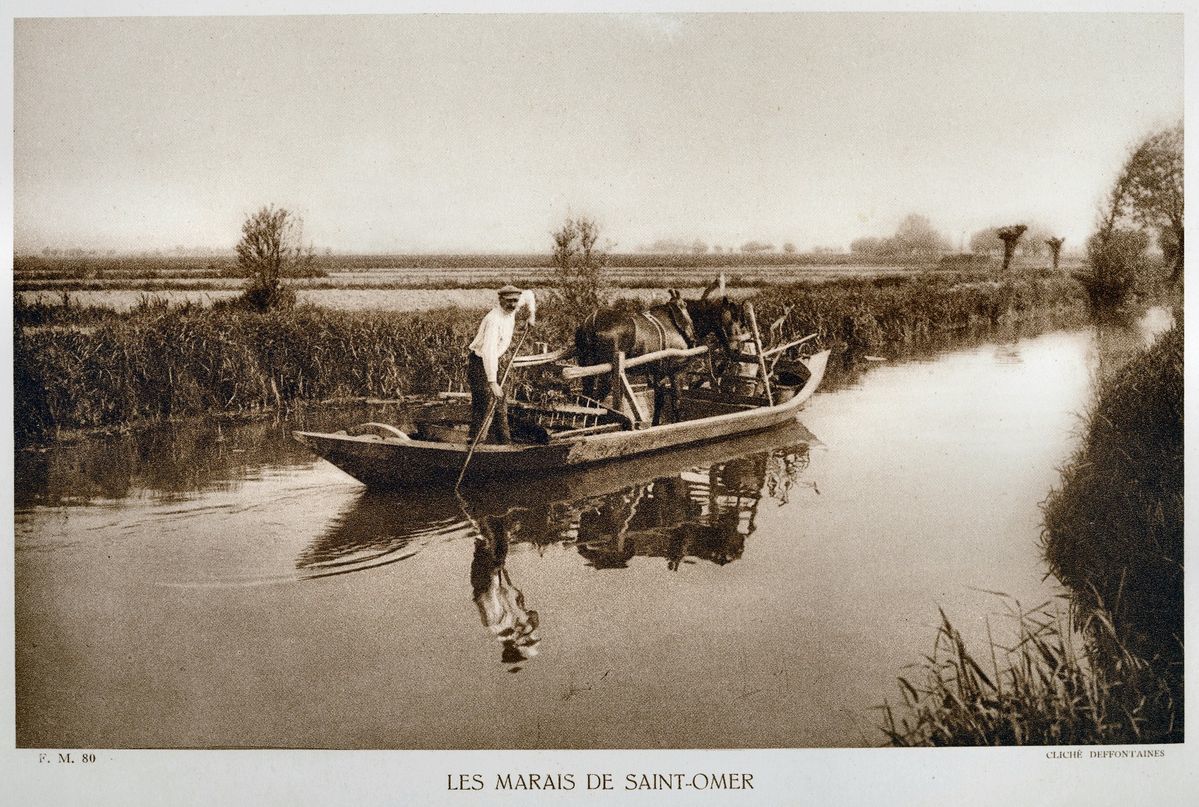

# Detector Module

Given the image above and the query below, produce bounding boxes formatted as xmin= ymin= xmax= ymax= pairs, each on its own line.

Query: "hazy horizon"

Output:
xmin=14 ymin=13 xmax=1183 ymax=255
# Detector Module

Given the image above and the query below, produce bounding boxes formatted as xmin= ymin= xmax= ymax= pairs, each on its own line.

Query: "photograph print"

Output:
xmin=9 ymin=7 xmax=1185 ymax=780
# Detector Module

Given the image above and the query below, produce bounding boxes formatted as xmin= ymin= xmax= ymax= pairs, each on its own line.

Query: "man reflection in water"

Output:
xmin=470 ymin=513 xmax=540 ymax=671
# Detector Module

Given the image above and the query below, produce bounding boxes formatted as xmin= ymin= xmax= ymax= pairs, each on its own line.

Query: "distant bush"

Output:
xmin=545 ymin=216 xmax=608 ymax=329
xmin=234 ymin=205 xmax=317 ymax=311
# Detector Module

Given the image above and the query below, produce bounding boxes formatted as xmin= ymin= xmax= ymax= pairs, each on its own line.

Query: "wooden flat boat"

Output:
xmin=293 ymin=347 xmax=829 ymax=490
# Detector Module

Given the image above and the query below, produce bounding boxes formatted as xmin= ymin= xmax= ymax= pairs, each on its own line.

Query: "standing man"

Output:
xmin=467 ymin=284 xmax=535 ymax=444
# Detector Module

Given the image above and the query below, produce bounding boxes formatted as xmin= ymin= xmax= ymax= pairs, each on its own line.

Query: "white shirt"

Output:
xmin=469 ymin=291 xmax=535 ymax=382
xmin=469 ymin=307 xmax=517 ymax=383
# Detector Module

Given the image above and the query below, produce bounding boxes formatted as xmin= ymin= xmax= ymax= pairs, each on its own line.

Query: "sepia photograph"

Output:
xmin=4 ymin=2 xmax=1192 ymax=804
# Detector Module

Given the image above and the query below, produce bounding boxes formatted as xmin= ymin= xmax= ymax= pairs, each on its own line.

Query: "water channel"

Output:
xmin=14 ymin=310 xmax=1170 ymax=749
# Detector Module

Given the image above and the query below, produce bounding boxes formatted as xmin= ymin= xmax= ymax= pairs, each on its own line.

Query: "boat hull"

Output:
xmin=294 ymin=350 xmax=829 ymax=489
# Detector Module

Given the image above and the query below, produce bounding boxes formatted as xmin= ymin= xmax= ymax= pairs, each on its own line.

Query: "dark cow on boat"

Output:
xmin=574 ymin=280 xmax=747 ymax=423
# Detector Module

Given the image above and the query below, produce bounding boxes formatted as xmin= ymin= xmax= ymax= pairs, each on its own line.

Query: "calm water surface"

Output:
xmin=14 ymin=312 xmax=1169 ymax=748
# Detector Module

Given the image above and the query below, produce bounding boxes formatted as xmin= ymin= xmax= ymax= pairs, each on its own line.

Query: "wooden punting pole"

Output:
xmin=744 ymin=302 xmax=774 ymax=405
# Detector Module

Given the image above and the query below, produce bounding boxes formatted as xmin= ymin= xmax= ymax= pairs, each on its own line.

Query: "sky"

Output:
xmin=12 ymin=12 xmax=1184 ymax=254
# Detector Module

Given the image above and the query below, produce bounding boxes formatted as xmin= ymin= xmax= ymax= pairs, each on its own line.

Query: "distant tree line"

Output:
xmin=637 ymin=238 xmax=807 ymax=255
xmin=850 ymin=214 xmax=952 ymax=261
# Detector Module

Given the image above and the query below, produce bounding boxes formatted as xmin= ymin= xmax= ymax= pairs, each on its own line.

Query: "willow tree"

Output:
xmin=996 ymin=225 xmax=1027 ymax=271
xmin=1120 ymin=124 xmax=1183 ymax=281
xmin=235 ymin=205 xmax=312 ymax=311
xmin=1076 ymin=123 xmax=1183 ymax=309
xmin=548 ymin=216 xmax=607 ymax=325
xmin=1045 ymin=237 xmax=1066 ymax=270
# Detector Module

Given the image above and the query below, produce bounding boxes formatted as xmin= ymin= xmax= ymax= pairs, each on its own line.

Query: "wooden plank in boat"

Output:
xmin=680 ymin=388 xmax=770 ymax=408
xmin=548 ymin=422 xmax=623 ymax=442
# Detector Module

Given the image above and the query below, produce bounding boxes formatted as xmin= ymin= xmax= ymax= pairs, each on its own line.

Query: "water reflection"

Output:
xmin=297 ymin=425 xmax=813 ymax=670
xmin=294 ymin=493 xmax=463 ymax=578
xmin=1091 ymin=305 xmax=1175 ymax=388
xmin=992 ymin=343 xmax=1024 ymax=365
xmin=471 ymin=522 xmax=540 ymax=671
xmin=571 ymin=449 xmax=802 ymax=571
xmin=22 ymin=314 xmax=1156 ymax=748
xmin=14 ymin=401 xmax=413 ymax=508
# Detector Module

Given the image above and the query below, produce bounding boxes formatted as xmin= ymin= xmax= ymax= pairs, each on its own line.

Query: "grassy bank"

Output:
xmin=882 ymin=318 xmax=1183 ymax=745
xmin=1042 ymin=319 xmax=1184 ymax=721
xmin=15 ymin=272 xmax=1086 ymax=443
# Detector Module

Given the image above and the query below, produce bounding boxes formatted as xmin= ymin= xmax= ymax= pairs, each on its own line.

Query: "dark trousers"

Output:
xmin=466 ymin=353 xmax=510 ymax=444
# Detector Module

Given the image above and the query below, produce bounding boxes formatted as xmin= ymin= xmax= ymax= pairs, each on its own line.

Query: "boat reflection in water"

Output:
xmin=298 ymin=422 xmax=816 ymax=669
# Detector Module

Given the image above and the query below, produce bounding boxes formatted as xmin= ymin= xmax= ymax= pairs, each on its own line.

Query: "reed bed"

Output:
xmin=879 ymin=598 xmax=1179 ymax=746
xmin=15 ymin=304 xmax=483 ymax=442
xmin=15 ymin=271 xmax=1086 ymax=443
xmin=750 ymin=272 xmax=1086 ymax=357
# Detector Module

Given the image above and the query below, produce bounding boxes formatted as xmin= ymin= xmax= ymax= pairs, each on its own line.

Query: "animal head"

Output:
xmin=664 ymin=288 xmax=697 ymax=342
xmin=687 ymin=285 xmax=746 ymax=350
xmin=716 ymin=298 xmax=747 ymax=347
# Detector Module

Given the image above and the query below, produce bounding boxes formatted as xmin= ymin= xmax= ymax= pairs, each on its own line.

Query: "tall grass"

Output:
xmin=751 ymin=272 xmax=1086 ymax=357
xmin=879 ymin=598 xmax=1179 ymax=745
xmin=15 ymin=304 xmax=484 ymax=442
xmin=1042 ymin=319 xmax=1183 ymax=677
xmin=15 ymin=272 xmax=1087 ymax=443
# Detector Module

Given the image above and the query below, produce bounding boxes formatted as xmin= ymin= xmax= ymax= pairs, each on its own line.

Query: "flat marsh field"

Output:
xmin=15 ymin=252 xmax=1076 ymax=312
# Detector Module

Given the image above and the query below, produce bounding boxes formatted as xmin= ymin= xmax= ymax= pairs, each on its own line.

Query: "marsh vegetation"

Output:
xmin=15 ymin=269 xmax=1088 ymax=443
xmin=882 ymin=315 xmax=1182 ymax=746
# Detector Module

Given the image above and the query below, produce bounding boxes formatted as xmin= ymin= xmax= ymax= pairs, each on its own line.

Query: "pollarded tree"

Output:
xmin=1045 ymin=237 xmax=1066 ymax=270
xmin=996 ymin=225 xmax=1028 ymax=271
xmin=970 ymin=224 xmax=1049 ymax=257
